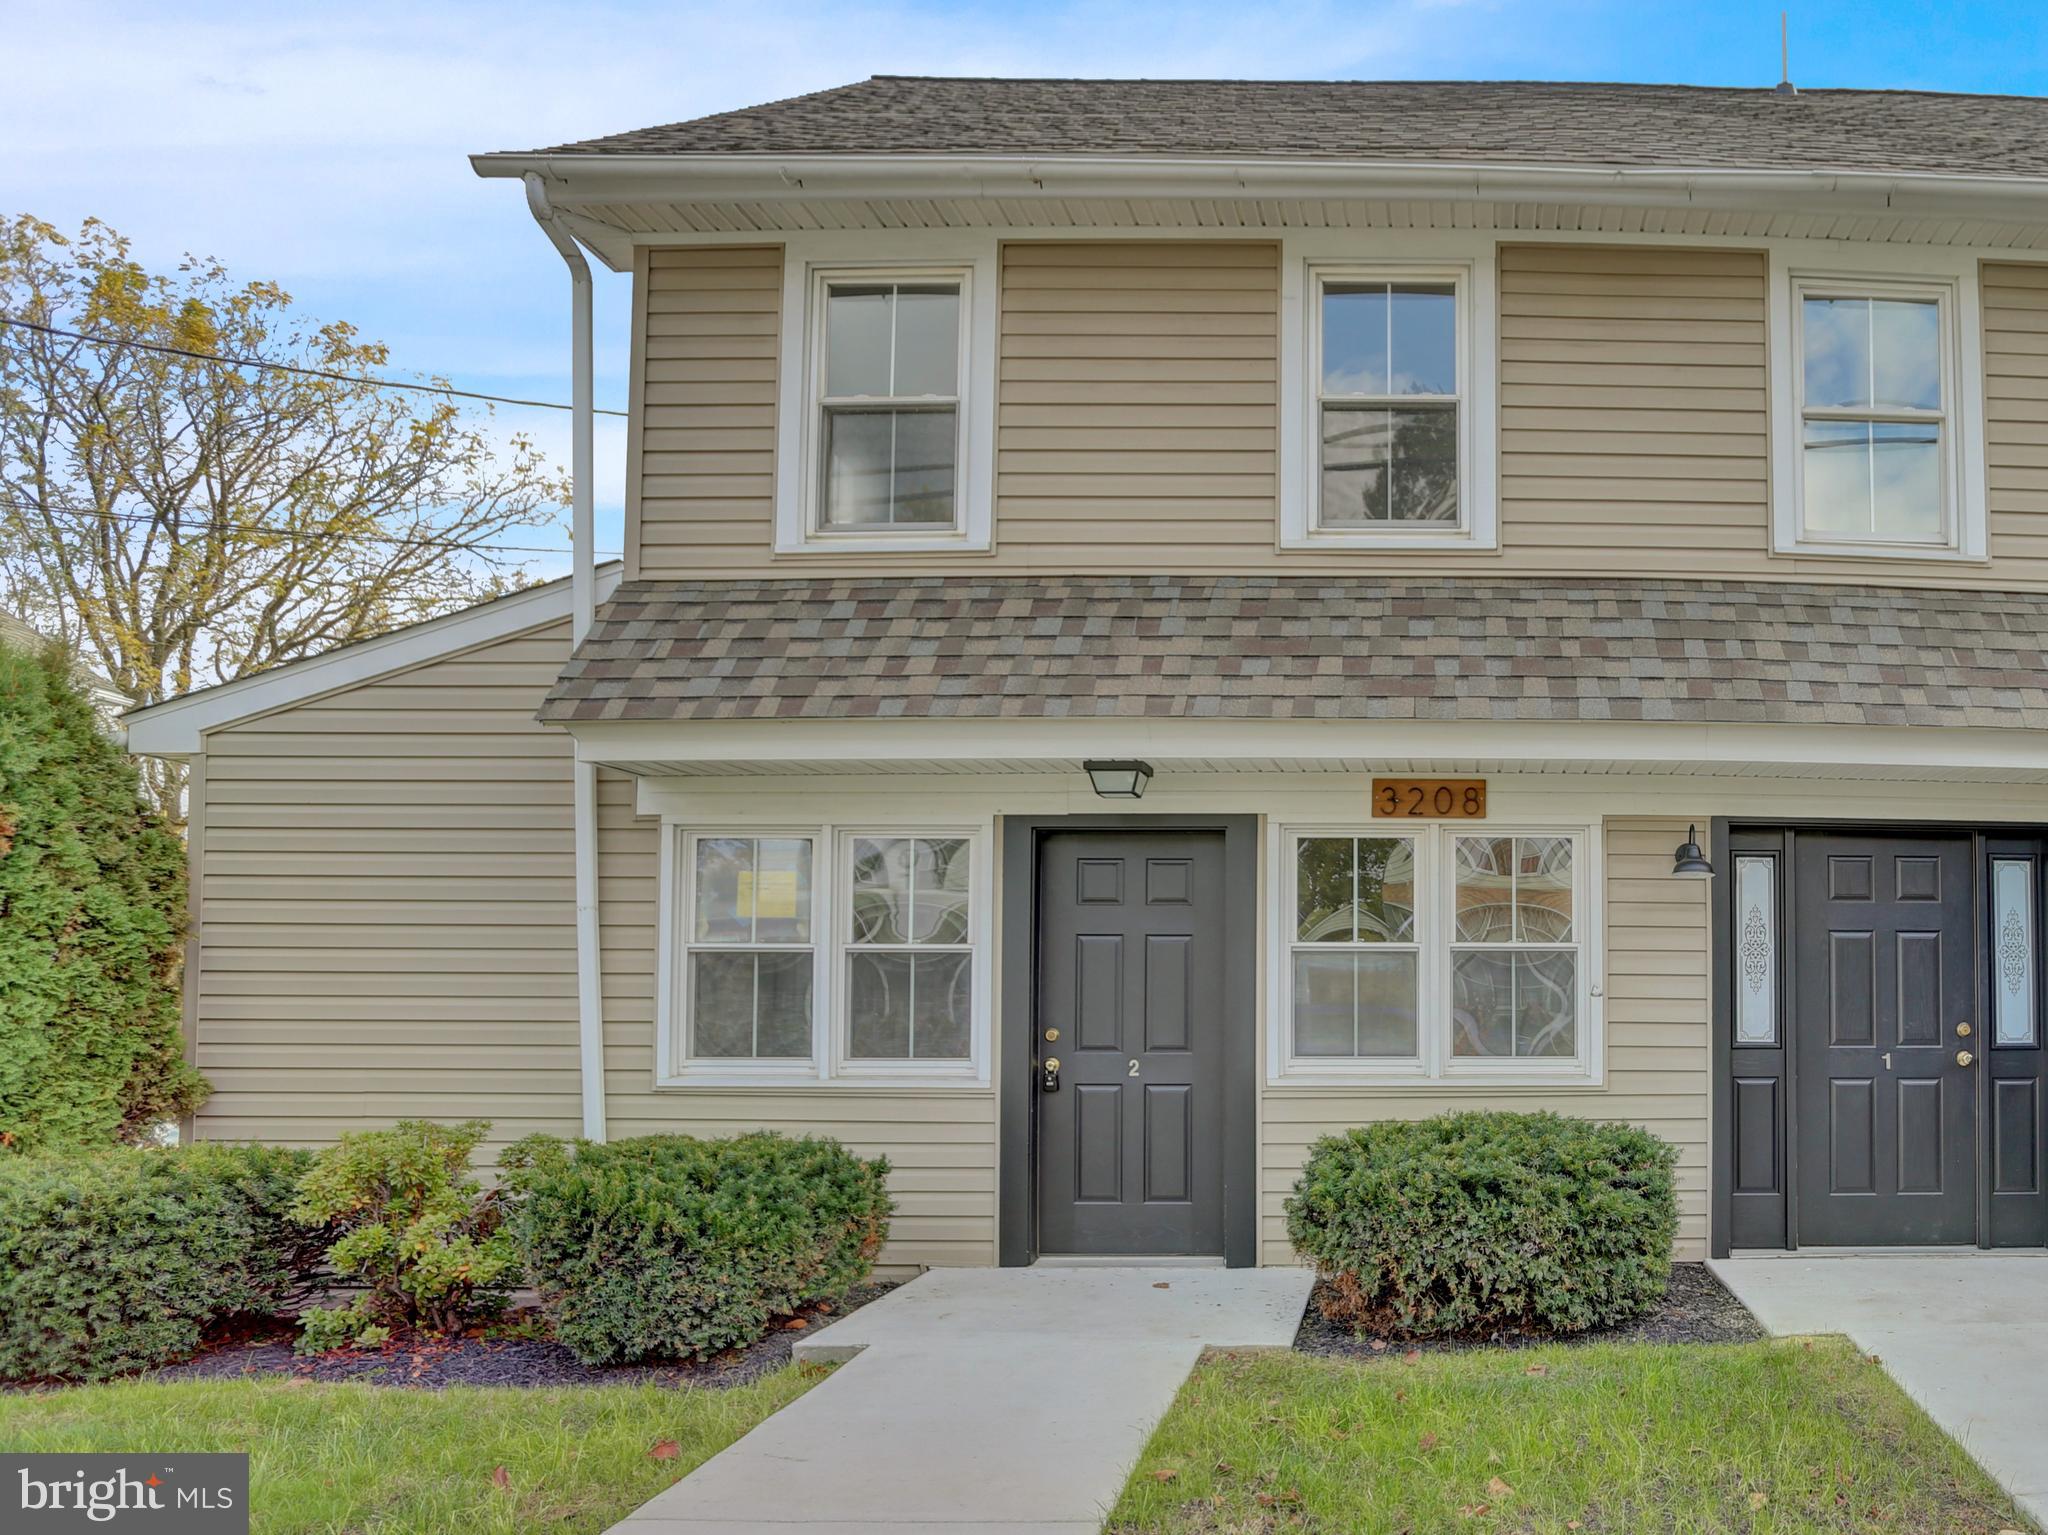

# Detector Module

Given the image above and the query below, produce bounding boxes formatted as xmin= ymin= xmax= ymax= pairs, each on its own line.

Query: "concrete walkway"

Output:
xmin=610 ymin=1266 xmax=1315 ymax=1534
xmin=1710 ymin=1253 xmax=2048 ymax=1530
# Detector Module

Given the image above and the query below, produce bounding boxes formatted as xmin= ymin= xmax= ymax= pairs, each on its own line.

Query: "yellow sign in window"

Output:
xmin=738 ymin=870 xmax=800 ymax=920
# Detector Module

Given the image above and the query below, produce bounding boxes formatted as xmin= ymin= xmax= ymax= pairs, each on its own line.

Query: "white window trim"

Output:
xmin=1768 ymin=248 xmax=1988 ymax=563
xmin=1268 ymin=820 xmax=1604 ymax=1086
xmin=655 ymin=818 xmax=993 ymax=1088
xmin=1279 ymin=235 xmax=1499 ymax=551
xmin=774 ymin=234 xmax=998 ymax=556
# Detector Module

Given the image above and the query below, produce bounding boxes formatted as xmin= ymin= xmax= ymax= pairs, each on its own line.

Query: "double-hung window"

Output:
xmin=1774 ymin=263 xmax=1985 ymax=561
xmin=663 ymin=824 xmax=987 ymax=1084
xmin=1317 ymin=275 xmax=1462 ymax=529
xmin=684 ymin=836 xmax=817 ymax=1063
xmin=1276 ymin=823 xmax=1597 ymax=1081
xmin=775 ymin=240 xmax=996 ymax=556
xmin=1796 ymin=280 xmax=1950 ymax=546
xmin=1291 ymin=835 xmax=1421 ymax=1059
xmin=817 ymin=276 xmax=964 ymax=531
xmin=1448 ymin=835 xmax=1579 ymax=1060
xmin=844 ymin=835 xmax=974 ymax=1064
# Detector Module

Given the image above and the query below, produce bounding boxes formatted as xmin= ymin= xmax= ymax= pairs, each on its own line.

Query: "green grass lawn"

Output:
xmin=0 ymin=1368 xmax=816 ymax=1534
xmin=1108 ymin=1338 xmax=2031 ymax=1535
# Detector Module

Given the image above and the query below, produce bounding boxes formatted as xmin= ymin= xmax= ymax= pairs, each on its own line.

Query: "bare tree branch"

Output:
xmin=0 ymin=216 xmax=571 ymax=820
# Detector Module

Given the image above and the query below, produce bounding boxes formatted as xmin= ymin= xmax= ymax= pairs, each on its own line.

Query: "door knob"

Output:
xmin=1956 ymin=1049 xmax=1976 ymax=1068
xmin=1040 ymin=1057 xmax=1061 ymax=1093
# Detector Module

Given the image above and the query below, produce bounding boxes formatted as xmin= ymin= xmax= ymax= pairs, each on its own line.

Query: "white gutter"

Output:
xmin=475 ymin=151 xmax=2048 ymax=224
xmin=523 ymin=172 xmax=607 ymax=1144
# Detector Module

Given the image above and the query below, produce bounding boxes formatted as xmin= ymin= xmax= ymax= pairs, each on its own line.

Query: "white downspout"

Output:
xmin=524 ymin=172 xmax=606 ymax=1142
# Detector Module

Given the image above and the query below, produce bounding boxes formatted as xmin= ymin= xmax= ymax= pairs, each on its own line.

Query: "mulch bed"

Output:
xmin=1293 ymin=1262 xmax=1765 ymax=1359
xmin=148 ymin=1282 xmax=897 ymax=1392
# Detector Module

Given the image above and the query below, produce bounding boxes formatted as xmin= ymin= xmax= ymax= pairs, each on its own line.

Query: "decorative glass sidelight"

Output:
xmin=1993 ymin=858 xmax=2038 ymax=1047
xmin=1733 ymin=854 xmax=1779 ymax=1045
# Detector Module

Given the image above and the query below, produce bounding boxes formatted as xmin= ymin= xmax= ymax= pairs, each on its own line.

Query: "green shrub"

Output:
xmin=0 ymin=1142 xmax=324 ymax=1381
xmin=290 ymin=1119 xmax=517 ymax=1352
xmin=0 ymin=636 xmax=204 ymax=1151
xmin=505 ymin=1131 xmax=891 ymax=1365
xmin=1285 ymin=1110 xmax=1678 ymax=1337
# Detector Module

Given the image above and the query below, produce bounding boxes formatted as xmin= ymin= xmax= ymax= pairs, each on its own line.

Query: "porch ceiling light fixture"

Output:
xmin=1083 ymin=759 xmax=1154 ymax=799
xmin=1672 ymin=825 xmax=1714 ymax=878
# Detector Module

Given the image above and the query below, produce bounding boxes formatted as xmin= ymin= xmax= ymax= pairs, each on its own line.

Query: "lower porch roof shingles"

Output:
xmin=535 ymin=575 xmax=2048 ymax=731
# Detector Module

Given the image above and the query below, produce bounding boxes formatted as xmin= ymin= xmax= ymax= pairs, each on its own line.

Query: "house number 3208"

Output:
xmin=1371 ymin=778 xmax=1487 ymax=818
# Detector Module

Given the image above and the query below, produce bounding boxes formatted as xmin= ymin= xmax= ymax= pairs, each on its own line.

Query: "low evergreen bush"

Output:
xmin=1285 ymin=1110 xmax=1678 ymax=1337
xmin=290 ymin=1118 xmax=518 ymax=1352
xmin=0 ymin=1142 xmax=324 ymax=1381
xmin=505 ymin=1131 xmax=892 ymax=1365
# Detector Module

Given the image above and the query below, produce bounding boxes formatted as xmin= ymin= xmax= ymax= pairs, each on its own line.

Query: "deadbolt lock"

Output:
xmin=1044 ymin=1028 xmax=1060 ymax=1042
xmin=1957 ymin=1049 xmax=1976 ymax=1068
xmin=1955 ymin=1022 xmax=1972 ymax=1038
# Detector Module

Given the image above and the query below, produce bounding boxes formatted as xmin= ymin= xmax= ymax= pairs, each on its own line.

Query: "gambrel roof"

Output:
xmin=539 ymin=576 xmax=2048 ymax=731
xmin=520 ymin=77 xmax=2048 ymax=180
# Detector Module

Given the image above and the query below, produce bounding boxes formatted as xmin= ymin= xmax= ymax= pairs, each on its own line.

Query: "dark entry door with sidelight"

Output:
xmin=1792 ymin=833 xmax=1976 ymax=1245
xmin=1035 ymin=830 xmax=1227 ymax=1257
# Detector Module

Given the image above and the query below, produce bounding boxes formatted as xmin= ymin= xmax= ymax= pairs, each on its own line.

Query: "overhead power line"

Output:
xmin=0 ymin=316 xmax=629 ymax=419
xmin=0 ymin=494 xmax=618 ymax=559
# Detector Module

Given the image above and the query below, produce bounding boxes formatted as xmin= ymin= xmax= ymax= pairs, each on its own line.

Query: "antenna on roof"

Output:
xmin=1776 ymin=11 xmax=1798 ymax=95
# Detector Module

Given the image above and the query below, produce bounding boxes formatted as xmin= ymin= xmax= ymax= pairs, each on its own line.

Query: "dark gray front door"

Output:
xmin=1035 ymin=830 xmax=1226 ymax=1256
xmin=1793 ymin=833 xmax=1976 ymax=1245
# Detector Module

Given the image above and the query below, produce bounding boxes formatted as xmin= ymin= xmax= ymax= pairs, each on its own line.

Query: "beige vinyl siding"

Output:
xmin=994 ymin=240 xmax=1280 ymax=567
xmin=1984 ymin=262 xmax=2048 ymax=570
xmin=192 ymin=620 xmax=1000 ymax=1266
xmin=1258 ymin=818 xmax=1710 ymax=1266
xmin=631 ymin=238 xmax=2048 ymax=590
xmin=635 ymin=245 xmax=782 ymax=579
xmin=193 ymin=622 xmax=584 ymax=1151
xmin=594 ymin=787 xmax=998 ymax=1271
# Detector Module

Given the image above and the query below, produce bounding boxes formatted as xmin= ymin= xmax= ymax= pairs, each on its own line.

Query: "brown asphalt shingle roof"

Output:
xmin=539 ymin=576 xmax=2048 ymax=731
xmin=522 ymin=77 xmax=2048 ymax=180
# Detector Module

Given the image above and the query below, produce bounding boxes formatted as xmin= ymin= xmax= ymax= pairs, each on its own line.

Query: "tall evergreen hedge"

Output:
xmin=0 ymin=635 xmax=205 ymax=1148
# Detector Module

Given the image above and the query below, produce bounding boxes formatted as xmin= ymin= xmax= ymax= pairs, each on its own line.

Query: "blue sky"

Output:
xmin=11 ymin=0 xmax=2048 ymax=578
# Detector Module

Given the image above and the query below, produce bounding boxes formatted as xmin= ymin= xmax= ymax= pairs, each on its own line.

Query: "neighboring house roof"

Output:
xmin=541 ymin=575 xmax=2048 ymax=731
xmin=520 ymin=77 xmax=2048 ymax=180
xmin=0 ymin=608 xmax=131 ymax=711
xmin=124 ymin=564 xmax=621 ymax=758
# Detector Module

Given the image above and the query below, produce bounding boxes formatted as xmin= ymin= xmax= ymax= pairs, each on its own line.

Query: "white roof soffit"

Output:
xmin=474 ymin=152 xmax=2048 ymax=227
xmin=124 ymin=564 xmax=620 ymax=758
xmin=563 ymin=717 xmax=2048 ymax=783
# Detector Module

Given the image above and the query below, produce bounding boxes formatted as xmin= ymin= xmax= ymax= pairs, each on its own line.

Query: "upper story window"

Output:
xmin=1798 ymin=284 xmax=1948 ymax=546
xmin=1771 ymin=262 xmax=1987 ymax=563
xmin=820 ymin=280 xmax=961 ymax=530
xmin=775 ymin=243 xmax=998 ymax=557
xmin=1318 ymin=278 xmax=1460 ymax=528
xmin=1280 ymin=248 xmax=1498 ymax=552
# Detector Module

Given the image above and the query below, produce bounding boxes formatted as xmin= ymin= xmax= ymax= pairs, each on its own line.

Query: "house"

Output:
xmin=125 ymin=77 xmax=2048 ymax=1268
xmin=2 ymin=607 xmax=132 ymax=725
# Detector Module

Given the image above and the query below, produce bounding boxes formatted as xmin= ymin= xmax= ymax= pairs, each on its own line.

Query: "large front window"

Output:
xmin=1278 ymin=824 xmax=1595 ymax=1079
xmin=667 ymin=824 xmax=985 ymax=1082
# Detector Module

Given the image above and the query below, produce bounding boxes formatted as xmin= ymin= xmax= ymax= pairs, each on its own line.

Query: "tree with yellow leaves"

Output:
xmin=0 ymin=216 xmax=570 ymax=820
